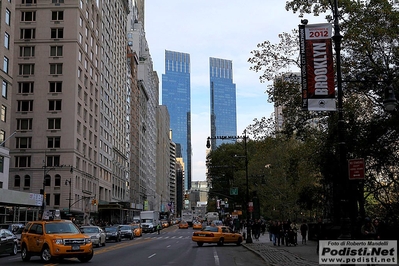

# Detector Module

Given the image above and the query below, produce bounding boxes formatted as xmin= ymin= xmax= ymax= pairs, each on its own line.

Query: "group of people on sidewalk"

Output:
xmin=268 ymin=219 xmax=309 ymax=247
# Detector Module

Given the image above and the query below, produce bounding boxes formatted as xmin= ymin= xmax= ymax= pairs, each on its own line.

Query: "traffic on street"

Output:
xmin=0 ymin=222 xmax=266 ymax=266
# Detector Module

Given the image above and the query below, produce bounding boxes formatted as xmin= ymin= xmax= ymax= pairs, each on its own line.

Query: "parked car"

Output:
xmin=104 ymin=226 xmax=121 ymax=242
xmin=192 ymin=225 xmax=243 ymax=247
xmin=80 ymin=226 xmax=106 ymax=247
xmin=0 ymin=229 xmax=18 ymax=256
xmin=13 ymin=226 xmax=24 ymax=251
xmin=130 ymin=223 xmax=142 ymax=237
xmin=118 ymin=225 xmax=134 ymax=240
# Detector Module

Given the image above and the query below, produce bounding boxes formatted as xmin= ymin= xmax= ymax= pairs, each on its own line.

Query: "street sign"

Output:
xmin=248 ymin=202 xmax=253 ymax=212
xmin=230 ymin=187 xmax=238 ymax=195
xmin=348 ymin=158 xmax=365 ymax=180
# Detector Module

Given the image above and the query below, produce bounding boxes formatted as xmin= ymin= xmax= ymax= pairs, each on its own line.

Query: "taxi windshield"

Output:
xmin=45 ymin=222 xmax=80 ymax=234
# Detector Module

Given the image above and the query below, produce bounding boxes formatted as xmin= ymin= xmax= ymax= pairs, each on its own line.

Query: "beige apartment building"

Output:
xmin=8 ymin=0 xmax=131 ymax=224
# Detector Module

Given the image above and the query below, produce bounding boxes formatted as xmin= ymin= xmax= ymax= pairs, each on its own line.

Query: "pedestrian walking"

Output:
xmin=157 ymin=223 xmax=162 ymax=235
xmin=300 ymin=220 xmax=308 ymax=244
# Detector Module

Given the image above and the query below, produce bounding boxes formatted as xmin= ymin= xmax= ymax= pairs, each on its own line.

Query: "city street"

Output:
xmin=0 ymin=225 xmax=265 ymax=266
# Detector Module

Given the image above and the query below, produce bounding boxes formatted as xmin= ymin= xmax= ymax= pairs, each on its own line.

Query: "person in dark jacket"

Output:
xmin=300 ymin=220 xmax=308 ymax=244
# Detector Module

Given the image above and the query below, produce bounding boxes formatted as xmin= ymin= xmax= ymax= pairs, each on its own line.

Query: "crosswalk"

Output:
xmin=141 ymin=234 xmax=191 ymax=240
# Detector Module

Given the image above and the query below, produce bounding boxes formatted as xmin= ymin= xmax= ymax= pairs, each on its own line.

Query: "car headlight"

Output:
xmin=91 ymin=235 xmax=99 ymax=239
xmin=84 ymin=238 xmax=91 ymax=244
xmin=53 ymin=238 xmax=64 ymax=245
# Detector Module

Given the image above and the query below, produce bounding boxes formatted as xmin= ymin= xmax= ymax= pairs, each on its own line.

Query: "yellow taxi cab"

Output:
xmin=179 ymin=220 xmax=189 ymax=229
xmin=161 ymin=220 xmax=169 ymax=228
xmin=130 ymin=223 xmax=142 ymax=237
xmin=192 ymin=225 xmax=243 ymax=247
xmin=20 ymin=210 xmax=93 ymax=263
xmin=192 ymin=221 xmax=203 ymax=230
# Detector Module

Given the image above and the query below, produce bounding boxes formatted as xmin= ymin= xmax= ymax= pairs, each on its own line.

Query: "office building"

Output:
xmin=162 ymin=50 xmax=191 ymax=191
xmin=209 ymin=57 xmax=237 ymax=147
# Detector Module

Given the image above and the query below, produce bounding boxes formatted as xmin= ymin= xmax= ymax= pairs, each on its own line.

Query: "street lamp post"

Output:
xmin=65 ymin=178 xmax=72 ymax=215
xmin=206 ymin=129 xmax=253 ymax=243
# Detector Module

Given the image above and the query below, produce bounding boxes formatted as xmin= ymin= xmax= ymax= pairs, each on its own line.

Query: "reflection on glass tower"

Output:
xmin=162 ymin=50 xmax=192 ymax=191
xmin=210 ymin=57 xmax=237 ymax=148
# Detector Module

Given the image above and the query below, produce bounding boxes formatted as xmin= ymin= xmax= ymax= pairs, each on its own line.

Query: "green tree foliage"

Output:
xmin=245 ymin=0 xmax=399 ymax=226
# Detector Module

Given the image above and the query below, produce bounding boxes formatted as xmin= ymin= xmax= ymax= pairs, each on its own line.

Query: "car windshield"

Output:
xmin=45 ymin=222 xmax=80 ymax=234
xmin=203 ymin=226 xmax=218 ymax=232
xmin=81 ymin=227 xmax=99 ymax=233
xmin=131 ymin=225 xmax=139 ymax=229
xmin=105 ymin=227 xmax=117 ymax=232
xmin=119 ymin=226 xmax=130 ymax=230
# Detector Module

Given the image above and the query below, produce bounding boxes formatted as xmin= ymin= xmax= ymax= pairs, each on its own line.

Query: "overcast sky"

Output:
xmin=144 ymin=1 xmax=326 ymax=182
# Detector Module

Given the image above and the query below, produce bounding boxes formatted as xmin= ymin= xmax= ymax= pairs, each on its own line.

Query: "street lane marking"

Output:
xmin=148 ymin=253 xmax=156 ymax=259
xmin=213 ymin=248 xmax=220 ymax=266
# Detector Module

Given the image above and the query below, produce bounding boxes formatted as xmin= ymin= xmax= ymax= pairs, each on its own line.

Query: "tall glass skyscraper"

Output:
xmin=210 ymin=57 xmax=237 ymax=148
xmin=162 ymin=50 xmax=192 ymax=191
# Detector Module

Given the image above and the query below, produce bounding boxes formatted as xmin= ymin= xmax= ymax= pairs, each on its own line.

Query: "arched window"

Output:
xmin=54 ymin=174 xmax=61 ymax=186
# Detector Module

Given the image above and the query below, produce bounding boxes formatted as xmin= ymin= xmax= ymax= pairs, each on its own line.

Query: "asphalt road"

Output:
xmin=0 ymin=225 xmax=266 ymax=266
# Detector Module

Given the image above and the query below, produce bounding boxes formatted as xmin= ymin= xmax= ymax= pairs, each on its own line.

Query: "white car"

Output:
xmin=80 ymin=226 xmax=106 ymax=247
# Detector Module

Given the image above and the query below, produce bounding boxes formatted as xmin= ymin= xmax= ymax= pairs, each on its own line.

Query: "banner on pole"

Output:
xmin=299 ymin=23 xmax=336 ymax=111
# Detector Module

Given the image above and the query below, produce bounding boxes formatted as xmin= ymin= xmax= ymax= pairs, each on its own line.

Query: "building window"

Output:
xmin=46 ymin=155 xmax=60 ymax=167
xmin=0 ymin=130 xmax=4 ymax=145
xmin=22 ymin=0 xmax=37 ymax=3
xmin=18 ymin=82 xmax=34 ymax=93
xmin=51 ymin=11 xmax=63 ymax=21
xmin=0 ymin=156 xmax=3 ymax=173
xmin=17 ymin=100 xmax=33 ymax=111
xmin=49 ymin=100 xmax=61 ymax=111
xmin=50 ymin=28 xmax=63 ymax=39
xmin=15 ymin=156 xmax=31 ymax=167
xmin=49 ymin=81 xmax=62 ymax=92
xmin=50 ymin=63 xmax=62 ymax=75
xmin=48 ymin=118 xmax=61 ymax=130
xmin=2 ymin=81 xmax=7 ymax=98
xmin=50 ymin=46 xmax=62 ymax=57
xmin=20 ymin=28 xmax=36 ymax=39
xmin=47 ymin=136 xmax=60 ymax=148
xmin=52 ymin=0 xmax=65 ymax=3
xmin=5 ymin=9 xmax=11 ymax=26
xmin=20 ymin=46 xmax=35 ymax=57
xmin=17 ymin=118 xmax=33 ymax=130
xmin=21 ymin=11 xmax=36 ymax=22
xmin=3 ymin=57 xmax=9 ymax=73
xmin=24 ymin=175 xmax=31 ymax=187
xmin=16 ymin=137 xmax=32 ymax=149
xmin=54 ymin=175 xmax=61 ymax=186
xmin=14 ymin=175 xmax=21 ymax=187
xmin=4 ymin=33 xmax=9 ymax=49
xmin=54 ymin=194 xmax=60 ymax=206
xmin=1 ymin=105 xmax=6 ymax=122
xmin=46 ymin=194 xmax=50 ymax=206
xmin=19 ymin=64 xmax=35 ymax=75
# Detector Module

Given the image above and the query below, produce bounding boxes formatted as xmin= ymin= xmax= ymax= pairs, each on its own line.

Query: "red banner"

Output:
xmin=299 ymin=23 xmax=336 ymax=111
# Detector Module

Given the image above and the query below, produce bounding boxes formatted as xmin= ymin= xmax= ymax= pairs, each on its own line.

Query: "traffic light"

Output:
xmin=184 ymin=194 xmax=188 ymax=200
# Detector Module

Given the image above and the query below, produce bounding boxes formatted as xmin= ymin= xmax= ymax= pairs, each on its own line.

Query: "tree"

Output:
xmin=246 ymin=0 xmax=399 ymax=227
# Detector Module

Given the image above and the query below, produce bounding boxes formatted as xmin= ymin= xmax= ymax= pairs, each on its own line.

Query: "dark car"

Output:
xmin=118 ymin=225 xmax=134 ymax=240
xmin=104 ymin=226 xmax=121 ymax=242
xmin=0 ymin=229 xmax=18 ymax=256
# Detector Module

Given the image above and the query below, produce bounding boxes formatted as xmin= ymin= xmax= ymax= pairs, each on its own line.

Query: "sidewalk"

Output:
xmin=242 ymin=232 xmax=319 ymax=266
xmin=242 ymin=232 xmax=397 ymax=266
